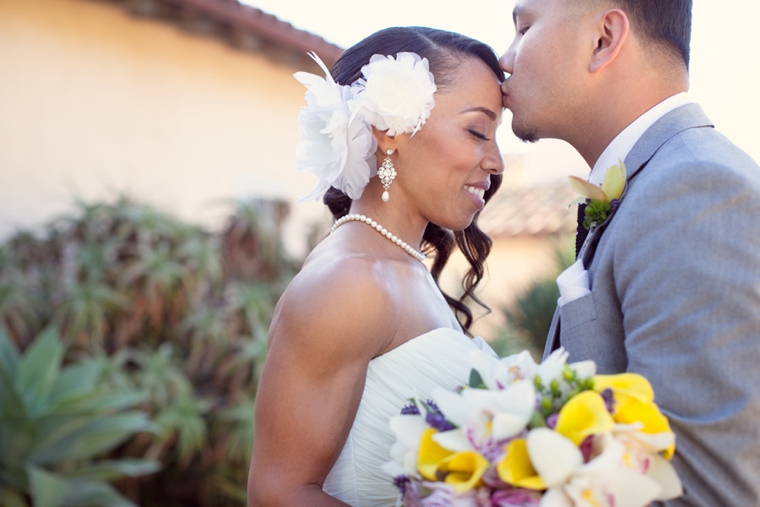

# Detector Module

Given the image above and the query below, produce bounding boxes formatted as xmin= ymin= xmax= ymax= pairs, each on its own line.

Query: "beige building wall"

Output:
xmin=439 ymin=236 xmax=565 ymax=339
xmin=0 ymin=0 xmax=327 ymax=252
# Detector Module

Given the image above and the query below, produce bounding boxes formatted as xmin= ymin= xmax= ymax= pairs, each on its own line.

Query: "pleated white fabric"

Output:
xmin=322 ymin=328 xmax=497 ymax=506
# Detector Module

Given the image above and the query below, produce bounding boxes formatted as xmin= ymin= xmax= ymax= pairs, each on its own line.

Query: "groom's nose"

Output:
xmin=499 ymin=47 xmax=515 ymax=77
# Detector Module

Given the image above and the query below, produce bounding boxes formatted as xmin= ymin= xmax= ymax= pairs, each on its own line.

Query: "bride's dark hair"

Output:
xmin=324 ymin=26 xmax=504 ymax=333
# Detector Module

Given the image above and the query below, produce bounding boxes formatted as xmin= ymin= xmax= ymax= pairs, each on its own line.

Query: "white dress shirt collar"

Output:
xmin=588 ymin=92 xmax=692 ymax=186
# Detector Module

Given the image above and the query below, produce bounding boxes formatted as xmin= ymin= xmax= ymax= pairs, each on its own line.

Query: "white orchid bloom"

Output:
xmin=535 ymin=348 xmax=569 ymax=386
xmin=386 ymin=414 xmax=429 ymax=478
xmin=429 ymin=380 xmax=536 ymax=453
xmin=527 ymin=429 xmax=662 ymax=507
xmin=598 ymin=428 xmax=682 ymax=501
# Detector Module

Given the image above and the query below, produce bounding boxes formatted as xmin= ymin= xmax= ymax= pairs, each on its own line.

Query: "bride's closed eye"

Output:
xmin=468 ymin=129 xmax=491 ymax=141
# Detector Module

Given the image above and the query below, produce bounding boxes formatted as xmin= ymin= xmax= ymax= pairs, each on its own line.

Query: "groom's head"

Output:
xmin=500 ymin=0 xmax=692 ymax=157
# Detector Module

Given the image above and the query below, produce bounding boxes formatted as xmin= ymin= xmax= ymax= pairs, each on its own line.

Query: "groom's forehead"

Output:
xmin=513 ymin=0 xmax=598 ymax=21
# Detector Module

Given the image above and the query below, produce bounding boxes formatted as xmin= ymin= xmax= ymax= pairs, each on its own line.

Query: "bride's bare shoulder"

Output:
xmin=267 ymin=245 xmax=400 ymax=358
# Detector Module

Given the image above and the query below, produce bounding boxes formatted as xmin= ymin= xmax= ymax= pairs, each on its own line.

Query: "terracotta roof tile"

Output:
xmin=119 ymin=0 xmax=343 ymax=66
xmin=479 ymin=181 xmax=577 ymax=238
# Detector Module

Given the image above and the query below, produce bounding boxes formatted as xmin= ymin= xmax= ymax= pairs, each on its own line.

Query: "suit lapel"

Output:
xmin=579 ymin=103 xmax=714 ymax=268
xmin=625 ymin=103 xmax=714 ymax=182
xmin=544 ymin=103 xmax=714 ymax=359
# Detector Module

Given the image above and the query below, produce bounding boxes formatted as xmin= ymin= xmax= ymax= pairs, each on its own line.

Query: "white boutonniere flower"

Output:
xmin=294 ymin=53 xmax=377 ymax=201
xmin=356 ymin=52 xmax=437 ymax=137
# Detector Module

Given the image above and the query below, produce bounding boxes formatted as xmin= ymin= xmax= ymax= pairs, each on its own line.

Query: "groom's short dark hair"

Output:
xmin=610 ymin=0 xmax=692 ymax=69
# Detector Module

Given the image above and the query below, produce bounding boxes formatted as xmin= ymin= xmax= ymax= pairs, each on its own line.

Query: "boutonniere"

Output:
xmin=568 ymin=159 xmax=627 ymax=230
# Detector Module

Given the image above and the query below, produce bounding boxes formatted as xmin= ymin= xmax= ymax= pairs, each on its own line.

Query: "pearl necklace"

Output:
xmin=330 ymin=214 xmax=426 ymax=262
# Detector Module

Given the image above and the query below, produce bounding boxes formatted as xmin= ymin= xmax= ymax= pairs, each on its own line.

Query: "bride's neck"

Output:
xmin=349 ymin=197 xmax=427 ymax=251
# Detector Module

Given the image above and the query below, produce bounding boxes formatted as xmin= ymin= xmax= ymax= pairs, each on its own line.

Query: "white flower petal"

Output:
xmin=431 ymin=428 xmax=473 ymax=452
xmin=430 ymin=388 xmax=468 ymax=427
xmin=389 ymin=414 xmax=428 ymax=449
xmin=495 ymin=380 xmax=536 ymax=418
xmin=492 ymin=412 xmax=531 ymax=442
xmin=381 ymin=459 xmax=407 ymax=479
xmin=357 ymin=52 xmax=436 ymax=137
xmin=569 ymin=360 xmax=596 ymax=379
xmin=539 ymin=487 xmax=573 ymax=507
xmin=527 ymin=428 xmax=583 ymax=488
xmin=649 ymin=454 xmax=683 ymax=501
xmin=467 ymin=349 xmax=501 ymax=390
xmin=294 ymin=53 xmax=376 ymax=201
xmin=536 ymin=348 xmax=569 ymax=385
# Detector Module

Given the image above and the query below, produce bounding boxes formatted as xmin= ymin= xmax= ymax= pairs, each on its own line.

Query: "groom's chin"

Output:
xmin=512 ymin=126 xmax=540 ymax=144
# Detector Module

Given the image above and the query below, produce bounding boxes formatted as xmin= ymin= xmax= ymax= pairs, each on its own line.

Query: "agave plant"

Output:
xmin=0 ymin=327 xmax=160 ymax=507
xmin=1 ymin=195 xmax=298 ymax=506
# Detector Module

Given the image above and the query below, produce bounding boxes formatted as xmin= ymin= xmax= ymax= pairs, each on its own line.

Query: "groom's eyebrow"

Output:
xmin=512 ymin=5 xmax=523 ymax=25
xmin=460 ymin=107 xmax=497 ymax=120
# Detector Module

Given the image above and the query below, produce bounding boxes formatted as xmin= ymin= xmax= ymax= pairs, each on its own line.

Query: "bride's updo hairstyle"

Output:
xmin=324 ymin=26 xmax=504 ymax=332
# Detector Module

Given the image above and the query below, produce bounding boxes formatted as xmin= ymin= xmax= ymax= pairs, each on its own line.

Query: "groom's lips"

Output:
xmin=501 ymin=82 xmax=511 ymax=108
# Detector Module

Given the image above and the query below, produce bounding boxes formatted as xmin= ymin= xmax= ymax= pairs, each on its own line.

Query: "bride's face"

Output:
xmin=392 ymin=58 xmax=505 ymax=231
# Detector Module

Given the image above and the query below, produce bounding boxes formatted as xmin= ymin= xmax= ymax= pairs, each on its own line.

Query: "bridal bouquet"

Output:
xmin=382 ymin=348 xmax=682 ymax=507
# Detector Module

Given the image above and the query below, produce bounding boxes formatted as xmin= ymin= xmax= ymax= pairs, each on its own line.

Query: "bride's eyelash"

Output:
xmin=468 ymin=129 xmax=491 ymax=141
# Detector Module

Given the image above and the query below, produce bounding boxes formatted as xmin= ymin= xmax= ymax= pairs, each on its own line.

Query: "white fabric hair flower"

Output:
xmin=294 ymin=53 xmax=377 ymax=201
xmin=356 ymin=52 xmax=437 ymax=137
xmin=293 ymin=51 xmax=436 ymax=201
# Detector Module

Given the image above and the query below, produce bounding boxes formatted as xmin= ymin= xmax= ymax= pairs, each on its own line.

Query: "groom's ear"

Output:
xmin=589 ymin=9 xmax=629 ymax=74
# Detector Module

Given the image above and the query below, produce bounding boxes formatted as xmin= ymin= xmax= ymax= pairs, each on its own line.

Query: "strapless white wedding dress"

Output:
xmin=322 ymin=328 xmax=497 ymax=506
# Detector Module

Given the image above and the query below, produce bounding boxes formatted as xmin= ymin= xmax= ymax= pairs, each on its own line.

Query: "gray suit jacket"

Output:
xmin=544 ymin=104 xmax=760 ymax=506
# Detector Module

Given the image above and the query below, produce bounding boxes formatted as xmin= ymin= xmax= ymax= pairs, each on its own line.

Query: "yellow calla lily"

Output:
xmin=437 ymin=450 xmax=490 ymax=493
xmin=594 ymin=373 xmax=675 ymax=459
xmin=497 ymin=438 xmax=546 ymax=490
xmin=555 ymin=391 xmax=615 ymax=445
xmin=417 ymin=428 xmax=453 ymax=480
xmin=601 ymin=158 xmax=626 ymax=201
xmin=567 ymin=159 xmax=627 ymax=206
xmin=594 ymin=373 xmax=655 ymax=408
xmin=568 ymin=176 xmax=607 ymax=202
xmin=614 ymin=399 xmax=674 ymax=459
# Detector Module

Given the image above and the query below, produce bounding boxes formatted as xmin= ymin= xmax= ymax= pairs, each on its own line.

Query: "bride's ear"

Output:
xmin=371 ymin=126 xmax=397 ymax=156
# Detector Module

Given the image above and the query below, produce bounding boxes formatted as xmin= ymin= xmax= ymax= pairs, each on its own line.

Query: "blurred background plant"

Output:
xmin=0 ymin=195 xmax=299 ymax=506
xmin=489 ymin=243 xmax=574 ymax=360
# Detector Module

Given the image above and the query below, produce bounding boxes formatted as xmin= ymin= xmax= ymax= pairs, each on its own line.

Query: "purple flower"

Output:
xmin=394 ymin=475 xmax=410 ymax=494
xmin=402 ymin=480 xmax=424 ymax=507
xmin=491 ymin=489 xmax=541 ymax=507
xmin=426 ymin=413 xmax=455 ymax=432
xmin=425 ymin=400 xmax=455 ymax=432
xmin=601 ymin=388 xmax=615 ymax=414
xmin=545 ymin=412 xmax=559 ymax=429
xmin=579 ymin=435 xmax=594 ymax=463
xmin=402 ymin=403 xmax=421 ymax=415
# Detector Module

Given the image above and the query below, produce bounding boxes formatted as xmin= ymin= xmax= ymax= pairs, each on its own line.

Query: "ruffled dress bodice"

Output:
xmin=322 ymin=328 xmax=496 ymax=506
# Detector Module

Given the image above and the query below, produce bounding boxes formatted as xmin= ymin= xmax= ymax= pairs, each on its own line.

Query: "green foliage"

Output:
xmin=583 ymin=199 xmax=612 ymax=229
xmin=0 ymin=327 xmax=159 ymax=507
xmin=491 ymin=242 xmax=574 ymax=360
xmin=1 ymin=195 xmax=296 ymax=506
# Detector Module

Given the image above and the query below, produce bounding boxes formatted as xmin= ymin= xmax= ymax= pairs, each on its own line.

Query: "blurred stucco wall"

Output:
xmin=0 ymin=0 xmax=327 ymax=253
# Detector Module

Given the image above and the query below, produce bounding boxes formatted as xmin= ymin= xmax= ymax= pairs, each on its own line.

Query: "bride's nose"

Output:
xmin=483 ymin=145 xmax=505 ymax=175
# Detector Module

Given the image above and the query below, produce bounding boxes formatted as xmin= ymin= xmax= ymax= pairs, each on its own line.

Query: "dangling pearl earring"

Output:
xmin=379 ymin=149 xmax=396 ymax=202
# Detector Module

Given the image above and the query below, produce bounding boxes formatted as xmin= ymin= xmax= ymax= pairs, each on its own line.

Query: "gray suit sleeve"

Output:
xmin=613 ymin=150 xmax=760 ymax=506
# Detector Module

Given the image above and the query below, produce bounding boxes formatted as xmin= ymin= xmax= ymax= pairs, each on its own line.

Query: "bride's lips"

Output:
xmin=464 ymin=182 xmax=488 ymax=209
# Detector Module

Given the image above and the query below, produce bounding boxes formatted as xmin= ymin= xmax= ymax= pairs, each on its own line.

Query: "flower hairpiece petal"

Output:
xmin=294 ymin=52 xmax=377 ymax=201
xmin=357 ymin=52 xmax=437 ymax=137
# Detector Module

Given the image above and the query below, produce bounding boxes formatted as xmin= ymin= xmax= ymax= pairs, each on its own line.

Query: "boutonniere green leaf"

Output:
xmin=568 ymin=159 xmax=627 ymax=230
